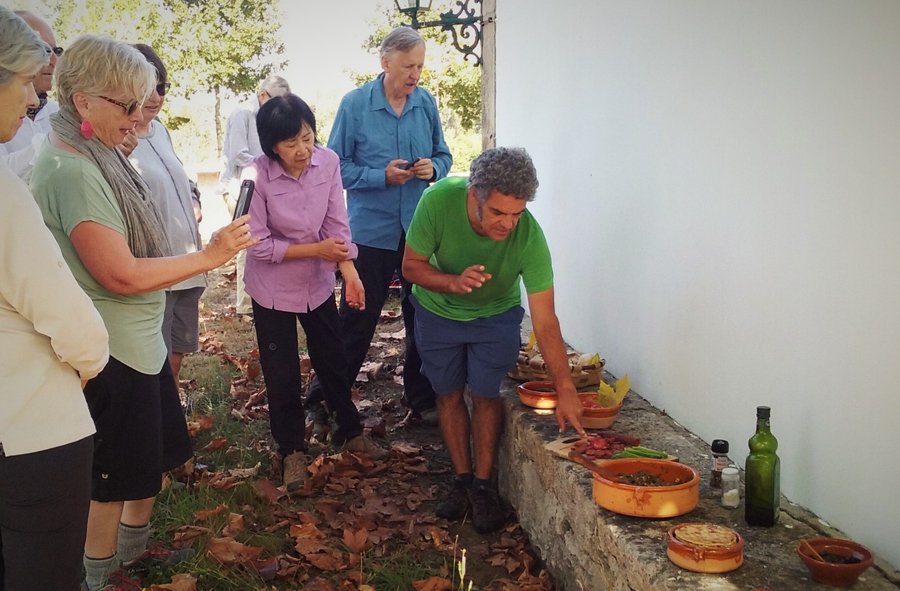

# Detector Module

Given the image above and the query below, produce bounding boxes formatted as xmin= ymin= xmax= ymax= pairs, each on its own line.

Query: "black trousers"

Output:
xmin=307 ymin=240 xmax=436 ymax=414
xmin=0 ymin=436 xmax=93 ymax=591
xmin=253 ymin=295 xmax=363 ymax=453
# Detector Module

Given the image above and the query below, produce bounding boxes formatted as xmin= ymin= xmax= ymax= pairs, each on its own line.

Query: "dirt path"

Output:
xmin=153 ymin=264 xmax=556 ymax=591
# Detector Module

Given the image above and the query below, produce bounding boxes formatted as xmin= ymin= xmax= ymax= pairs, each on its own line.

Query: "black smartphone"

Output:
xmin=403 ymin=157 xmax=422 ymax=170
xmin=232 ymin=179 xmax=254 ymax=221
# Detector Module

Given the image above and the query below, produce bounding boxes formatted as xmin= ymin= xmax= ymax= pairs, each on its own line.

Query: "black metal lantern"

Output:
xmin=394 ymin=0 xmax=484 ymax=66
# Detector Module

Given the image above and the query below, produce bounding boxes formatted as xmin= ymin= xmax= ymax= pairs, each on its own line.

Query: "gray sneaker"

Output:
xmin=419 ymin=407 xmax=440 ymax=426
xmin=342 ymin=434 xmax=390 ymax=461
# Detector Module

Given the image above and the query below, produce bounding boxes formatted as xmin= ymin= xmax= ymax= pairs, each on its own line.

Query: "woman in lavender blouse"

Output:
xmin=244 ymin=94 xmax=388 ymax=490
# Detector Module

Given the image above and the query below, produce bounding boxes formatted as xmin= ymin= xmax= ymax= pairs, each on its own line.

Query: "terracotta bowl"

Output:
xmin=797 ymin=538 xmax=873 ymax=587
xmin=517 ymin=381 xmax=558 ymax=409
xmin=577 ymin=392 xmax=623 ymax=429
xmin=667 ymin=523 xmax=744 ymax=573
xmin=591 ymin=458 xmax=699 ymax=518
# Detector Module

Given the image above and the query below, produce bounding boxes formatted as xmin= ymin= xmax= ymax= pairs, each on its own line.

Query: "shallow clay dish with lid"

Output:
xmin=517 ymin=381 xmax=558 ymax=409
xmin=667 ymin=523 xmax=744 ymax=573
xmin=591 ymin=458 xmax=699 ymax=518
xmin=797 ymin=538 xmax=874 ymax=587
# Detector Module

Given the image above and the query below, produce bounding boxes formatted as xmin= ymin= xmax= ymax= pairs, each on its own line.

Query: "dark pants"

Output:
xmin=308 ymin=239 xmax=436 ymax=414
xmin=0 ymin=436 xmax=93 ymax=591
xmin=253 ymin=295 xmax=363 ymax=453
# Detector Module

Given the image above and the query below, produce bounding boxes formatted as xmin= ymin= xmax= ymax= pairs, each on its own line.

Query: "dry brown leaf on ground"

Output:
xmin=223 ymin=512 xmax=245 ymax=537
xmin=289 ymin=522 xmax=326 ymax=540
xmin=411 ymin=577 xmax=452 ymax=591
xmin=206 ymin=472 xmax=240 ymax=490
xmin=252 ymin=478 xmax=285 ymax=504
xmin=342 ymin=526 xmax=372 ymax=553
xmin=146 ymin=573 xmax=197 ymax=591
xmin=206 ymin=537 xmax=264 ymax=566
xmin=202 ymin=436 xmax=229 ymax=452
xmin=305 ymin=578 xmax=337 ymax=591
xmin=307 ymin=550 xmax=345 ymax=571
xmin=194 ymin=504 xmax=227 ymax=522
xmin=169 ymin=525 xmax=211 ymax=549
xmin=228 ymin=462 xmax=261 ymax=479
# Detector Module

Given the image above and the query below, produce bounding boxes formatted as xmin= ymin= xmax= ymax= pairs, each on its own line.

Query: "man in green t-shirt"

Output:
xmin=403 ymin=147 xmax=585 ymax=534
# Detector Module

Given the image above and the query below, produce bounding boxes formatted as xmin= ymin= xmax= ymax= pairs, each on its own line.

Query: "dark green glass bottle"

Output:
xmin=745 ymin=406 xmax=780 ymax=526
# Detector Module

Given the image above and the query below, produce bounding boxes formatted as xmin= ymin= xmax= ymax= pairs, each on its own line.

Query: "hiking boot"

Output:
xmin=122 ymin=542 xmax=195 ymax=573
xmin=419 ymin=407 xmax=440 ymax=426
xmin=283 ymin=451 xmax=309 ymax=492
xmin=341 ymin=434 xmax=390 ymax=461
xmin=435 ymin=476 xmax=471 ymax=520
xmin=81 ymin=569 xmax=142 ymax=591
xmin=470 ymin=482 xmax=504 ymax=534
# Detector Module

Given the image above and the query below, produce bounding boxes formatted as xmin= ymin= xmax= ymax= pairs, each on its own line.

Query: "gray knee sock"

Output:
xmin=116 ymin=522 xmax=151 ymax=564
xmin=83 ymin=554 xmax=119 ymax=591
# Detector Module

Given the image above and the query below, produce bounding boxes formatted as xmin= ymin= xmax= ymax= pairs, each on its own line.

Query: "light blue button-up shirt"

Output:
xmin=328 ymin=74 xmax=452 ymax=251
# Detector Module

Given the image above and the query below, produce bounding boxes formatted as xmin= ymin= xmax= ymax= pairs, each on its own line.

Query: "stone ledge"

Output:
xmin=496 ymin=377 xmax=900 ymax=591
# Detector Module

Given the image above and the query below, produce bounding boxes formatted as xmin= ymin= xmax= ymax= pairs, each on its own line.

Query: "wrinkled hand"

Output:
xmin=385 ymin=159 xmax=415 ymax=186
xmin=450 ymin=264 xmax=492 ymax=294
xmin=317 ymin=238 xmax=351 ymax=262
xmin=411 ymin=157 xmax=434 ymax=181
xmin=118 ymin=129 xmax=138 ymax=157
xmin=203 ymin=214 xmax=258 ymax=267
xmin=344 ymin=275 xmax=365 ymax=310
xmin=556 ymin=386 xmax=586 ymax=437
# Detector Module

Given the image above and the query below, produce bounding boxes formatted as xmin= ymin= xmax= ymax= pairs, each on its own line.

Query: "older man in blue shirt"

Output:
xmin=308 ymin=27 xmax=451 ymax=426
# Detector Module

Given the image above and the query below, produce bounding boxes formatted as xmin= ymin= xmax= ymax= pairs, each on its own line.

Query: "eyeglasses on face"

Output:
xmin=51 ymin=46 xmax=64 ymax=56
xmin=99 ymin=95 xmax=140 ymax=115
xmin=156 ymin=81 xmax=170 ymax=96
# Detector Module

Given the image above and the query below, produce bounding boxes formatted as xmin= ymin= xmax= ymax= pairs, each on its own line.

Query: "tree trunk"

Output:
xmin=214 ymin=85 xmax=223 ymax=158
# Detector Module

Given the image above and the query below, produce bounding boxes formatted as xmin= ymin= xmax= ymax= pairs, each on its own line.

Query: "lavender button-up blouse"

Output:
xmin=243 ymin=146 xmax=358 ymax=314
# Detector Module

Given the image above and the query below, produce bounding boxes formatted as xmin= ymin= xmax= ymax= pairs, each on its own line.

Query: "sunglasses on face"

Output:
xmin=99 ymin=95 xmax=140 ymax=116
xmin=51 ymin=46 xmax=64 ymax=56
xmin=156 ymin=81 xmax=170 ymax=96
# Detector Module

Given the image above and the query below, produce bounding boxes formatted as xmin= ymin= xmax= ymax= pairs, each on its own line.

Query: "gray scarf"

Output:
xmin=50 ymin=107 xmax=170 ymax=259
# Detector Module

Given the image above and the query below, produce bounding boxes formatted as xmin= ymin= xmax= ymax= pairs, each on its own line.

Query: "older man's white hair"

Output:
xmin=259 ymin=75 xmax=290 ymax=97
xmin=54 ymin=35 xmax=156 ymax=109
xmin=379 ymin=26 xmax=425 ymax=58
xmin=0 ymin=6 xmax=50 ymax=87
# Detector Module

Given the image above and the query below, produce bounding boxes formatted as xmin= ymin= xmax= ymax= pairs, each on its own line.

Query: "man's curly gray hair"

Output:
xmin=468 ymin=147 xmax=539 ymax=206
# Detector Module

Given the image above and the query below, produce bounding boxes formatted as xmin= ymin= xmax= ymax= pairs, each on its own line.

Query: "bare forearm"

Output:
xmin=109 ymin=251 xmax=217 ymax=294
xmin=402 ymin=259 xmax=457 ymax=293
xmin=533 ymin=317 xmax=577 ymax=394
xmin=338 ymin=260 xmax=358 ymax=281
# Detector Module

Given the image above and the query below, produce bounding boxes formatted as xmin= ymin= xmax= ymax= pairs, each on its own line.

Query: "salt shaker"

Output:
xmin=721 ymin=467 xmax=740 ymax=508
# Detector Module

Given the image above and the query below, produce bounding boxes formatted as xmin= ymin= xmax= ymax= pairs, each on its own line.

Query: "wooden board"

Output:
xmin=544 ymin=435 xmax=678 ymax=466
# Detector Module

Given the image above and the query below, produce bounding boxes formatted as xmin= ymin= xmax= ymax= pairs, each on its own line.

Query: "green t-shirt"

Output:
xmin=406 ymin=176 xmax=553 ymax=321
xmin=31 ymin=142 xmax=166 ymax=375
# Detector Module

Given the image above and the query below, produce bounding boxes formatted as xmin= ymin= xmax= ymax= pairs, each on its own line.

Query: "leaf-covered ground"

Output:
xmin=145 ymin=263 xmax=556 ymax=591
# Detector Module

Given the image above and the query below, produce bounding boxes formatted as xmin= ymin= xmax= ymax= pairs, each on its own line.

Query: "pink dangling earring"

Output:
xmin=80 ymin=120 xmax=94 ymax=140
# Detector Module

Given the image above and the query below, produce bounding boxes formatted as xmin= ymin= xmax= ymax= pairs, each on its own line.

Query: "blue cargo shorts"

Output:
xmin=412 ymin=296 xmax=524 ymax=398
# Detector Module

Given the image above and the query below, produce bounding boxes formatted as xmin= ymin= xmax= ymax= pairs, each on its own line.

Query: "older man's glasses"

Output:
xmin=51 ymin=46 xmax=64 ymax=56
xmin=99 ymin=96 xmax=139 ymax=116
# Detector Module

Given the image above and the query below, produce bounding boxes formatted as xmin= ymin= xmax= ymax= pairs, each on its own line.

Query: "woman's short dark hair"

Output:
xmin=132 ymin=43 xmax=166 ymax=86
xmin=256 ymin=94 xmax=317 ymax=160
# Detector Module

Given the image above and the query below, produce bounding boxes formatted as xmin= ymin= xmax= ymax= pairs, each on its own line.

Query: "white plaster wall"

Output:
xmin=497 ymin=0 xmax=900 ymax=568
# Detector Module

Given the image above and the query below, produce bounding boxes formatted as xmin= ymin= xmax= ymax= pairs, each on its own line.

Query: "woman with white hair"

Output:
xmin=30 ymin=34 xmax=258 ymax=591
xmin=0 ymin=8 xmax=110 ymax=591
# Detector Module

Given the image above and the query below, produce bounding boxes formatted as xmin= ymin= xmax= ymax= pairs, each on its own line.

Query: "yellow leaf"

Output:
xmin=589 ymin=353 xmax=600 ymax=365
xmin=596 ymin=381 xmax=617 ymax=407
xmin=613 ymin=374 xmax=630 ymax=406
xmin=525 ymin=331 xmax=537 ymax=351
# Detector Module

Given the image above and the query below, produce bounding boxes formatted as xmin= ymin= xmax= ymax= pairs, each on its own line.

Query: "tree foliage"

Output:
xmin=353 ymin=2 xmax=481 ymax=134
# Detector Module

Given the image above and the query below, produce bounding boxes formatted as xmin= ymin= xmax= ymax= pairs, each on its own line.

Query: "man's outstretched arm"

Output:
xmin=527 ymin=287 xmax=586 ymax=436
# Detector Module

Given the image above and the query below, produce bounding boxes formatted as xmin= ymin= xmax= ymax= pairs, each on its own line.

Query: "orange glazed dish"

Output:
xmin=666 ymin=523 xmax=745 ymax=573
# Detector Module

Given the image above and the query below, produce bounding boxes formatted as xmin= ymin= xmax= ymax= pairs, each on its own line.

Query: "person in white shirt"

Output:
xmin=0 ymin=11 xmax=61 ymax=182
xmin=0 ymin=9 xmax=110 ymax=591
xmin=215 ymin=74 xmax=291 ymax=315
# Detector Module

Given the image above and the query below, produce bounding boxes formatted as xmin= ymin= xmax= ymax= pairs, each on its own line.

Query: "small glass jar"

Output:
xmin=721 ymin=467 xmax=740 ymax=508
xmin=710 ymin=439 xmax=729 ymax=488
